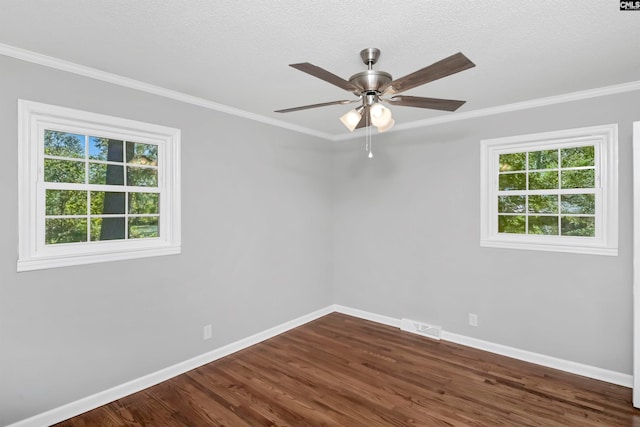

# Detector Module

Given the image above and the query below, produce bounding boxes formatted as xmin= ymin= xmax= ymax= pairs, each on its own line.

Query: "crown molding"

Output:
xmin=334 ymin=80 xmax=640 ymax=141
xmin=0 ymin=42 xmax=333 ymax=141
xmin=2 ymin=42 xmax=639 ymax=143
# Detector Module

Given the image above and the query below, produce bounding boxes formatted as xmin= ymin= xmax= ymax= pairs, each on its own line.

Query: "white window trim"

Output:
xmin=480 ymin=124 xmax=618 ymax=256
xmin=18 ymin=100 xmax=181 ymax=271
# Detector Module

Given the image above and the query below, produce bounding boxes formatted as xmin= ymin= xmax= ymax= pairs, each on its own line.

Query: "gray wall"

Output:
xmin=331 ymin=90 xmax=638 ymax=375
xmin=1 ymin=52 xmax=637 ymax=426
xmin=0 ymin=56 xmax=333 ymax=426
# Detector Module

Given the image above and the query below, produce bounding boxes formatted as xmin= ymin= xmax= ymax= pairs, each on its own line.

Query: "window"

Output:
xmin=480 ymin=124 xmax=618 ymax=255
xmin=18 ymin=100 xmax=181 ymax=271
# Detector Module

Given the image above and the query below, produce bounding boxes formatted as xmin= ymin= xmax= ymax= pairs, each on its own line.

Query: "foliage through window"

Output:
xmin=497 ymin=145 xmax=596 ymax=237
xmin=18 ymin=101 xmax=181 ymax=271
xmin=480 ymin=125 xmax=618 ymax=256
xmin=44 ymin=131 xmax=160 ymax=244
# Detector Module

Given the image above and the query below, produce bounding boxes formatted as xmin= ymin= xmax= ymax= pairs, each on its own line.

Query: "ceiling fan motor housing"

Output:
xmin=348 ymin=70 xmax=392 ymax=95
xmin=350 ymin=48 xmax=392 ymax=96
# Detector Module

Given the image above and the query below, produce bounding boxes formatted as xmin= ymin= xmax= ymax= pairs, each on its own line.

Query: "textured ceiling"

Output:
xmin=0 ymin=1 xmax=638 ymax=136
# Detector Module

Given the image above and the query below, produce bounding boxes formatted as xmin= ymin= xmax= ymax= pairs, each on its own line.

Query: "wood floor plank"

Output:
xmin=54 ymin=313 xmax=640 ymax=426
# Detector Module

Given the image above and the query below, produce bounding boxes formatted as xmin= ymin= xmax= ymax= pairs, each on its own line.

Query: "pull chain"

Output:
xmin=365 ymin=110 xmax=373 ymax=158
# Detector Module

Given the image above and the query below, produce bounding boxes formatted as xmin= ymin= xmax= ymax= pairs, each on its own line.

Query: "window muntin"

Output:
xmin=18 ymin=100 xmax=181 ymax=271
xmin=480 ymin=124 xmax=618 ymax=256
xmin=497 ymin=145 xmax=596 ymax=237
xmin=43 ymin=131 xmax=160 ymax=245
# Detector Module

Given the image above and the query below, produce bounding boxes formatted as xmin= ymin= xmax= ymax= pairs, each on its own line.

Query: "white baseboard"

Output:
xmin=7 ymin=304 xmax=632 ymax=427
xmin=442 ymin=331 xmax=632 ymax=387
xmin=336 ymin=306 xmax=632 ymax=388
xmin=333 ymin=304 xmax=401 ymax=328
xmin=6 ymin=305 xmax=335 ymax=427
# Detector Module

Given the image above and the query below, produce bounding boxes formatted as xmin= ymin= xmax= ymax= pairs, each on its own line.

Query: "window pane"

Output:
xmin=89 ymin=137 xmax=123 ymax=162
xmin=127 ymin=167 xmax=158 ymax=187
xmin=528 ymin=150 xmax=558 ymax=170
xmin=44 ymin=159 xmax=85 ymax=183
xmin=129 ymin=193 xmax=159 ymax=214
xmin=90 ymin=218 xmax=101 ymax=241
xmin=129 ymin=217 xmax=159 ymax=238
xmin=561 ymin=146 xmax=594 ymax=168
xmin=498 ymin=196 xmax=525 ymax=213
xmin=561 ymin=194 xmax=595 ymax=214
xmin=561 ymin=169 xmax=595 ymax=189
xmin=46 ymin=190 xmax=87 ymax=215
xmin=44 ymin=130 xmax=85 ymax=159
xmin=528 ymin=195 xmax=558 ymax=214
xmin=90 ymin=217 xmax=126 ymax=241
xmin=89 ymin=163 xmax=125 ymax=186
xmin=499 ymin=153 xmax=525 ymax=172
xmin=45 ymin=218 xmax=87 ymax=244
xmin=561 ymin=216 xmax=595 ymax=237
xmin=126 ymin=142 xmax=158 ymax=166
xmin=91 ymin=192 xmax=125 ymax=215
xmin=88 ymin=163 xmax=106 ymax=184
xmin=529 ymin=171 xmax=558 ymax=190
xmin=528 ymin=216 xmax=559 ymax=235
xmin=498 ymin=215 xmax=525 ymax=234
xmin=499 ymin=173 xmax=525 ymax=191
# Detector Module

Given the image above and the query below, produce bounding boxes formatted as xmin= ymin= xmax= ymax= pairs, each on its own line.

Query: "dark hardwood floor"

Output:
xmin=55 ymin=313 xmax=640 ymax=426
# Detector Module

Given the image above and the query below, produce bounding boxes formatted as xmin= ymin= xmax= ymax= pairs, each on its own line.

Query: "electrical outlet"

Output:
xmin=469 ymin=313 xmax=478 ymax=327
xmin=203 ymin=324 xmax=212 ymax=340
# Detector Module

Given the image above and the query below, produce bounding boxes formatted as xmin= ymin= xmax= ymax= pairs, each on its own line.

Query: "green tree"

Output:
xmin=44 ymin=132 xmax=160 ymax=243
xmin=44 ymin=130 xmax=84 ymax=158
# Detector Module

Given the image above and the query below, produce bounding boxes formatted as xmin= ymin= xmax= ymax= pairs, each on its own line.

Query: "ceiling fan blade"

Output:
xmin=382 ymin=52 xmax=475 ymax=95
xmin=290 ymin=63 xmax=359 ymax=93
xmin=275 ymin=99 xmax=356 ymax=113
xmin=387 ymin=95 xmax=466 ymax=112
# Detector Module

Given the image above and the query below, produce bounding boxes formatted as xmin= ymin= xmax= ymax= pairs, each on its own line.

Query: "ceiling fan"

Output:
xmin=275 ymin=48 xmax=475 ymax=134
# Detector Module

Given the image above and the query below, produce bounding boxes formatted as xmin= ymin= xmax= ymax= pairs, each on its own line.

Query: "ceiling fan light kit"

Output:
xmin=339 ymin=107 xmax=364 ymax=132
xmin=369 ymin=102 xmax=393 ymax=128
xmin=276 ymin=48 xmax=475 ymax=157
xmin=377 ymin=118 xmax=395 ymax=133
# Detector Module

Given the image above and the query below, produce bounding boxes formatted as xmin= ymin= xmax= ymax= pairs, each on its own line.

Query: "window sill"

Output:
xmin=17 ymin=245 xmax=181 ymax=272
xmin=480 ymin=239 xmax=617 ymax=256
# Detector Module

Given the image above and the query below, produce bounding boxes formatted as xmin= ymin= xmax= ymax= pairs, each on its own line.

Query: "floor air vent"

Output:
xmin=400 ymin=318 xmax=442 ymax=340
